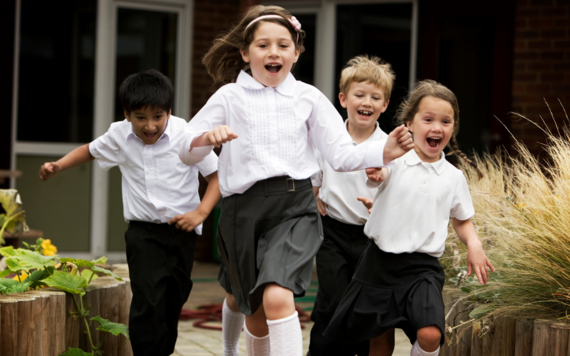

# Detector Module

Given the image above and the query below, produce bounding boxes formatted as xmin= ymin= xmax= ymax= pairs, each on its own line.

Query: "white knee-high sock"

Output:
xmin=222 ymin=299 xmax=245 ymax=356
xmin=266 ymin=311 xmax=302 ymax=356
xmin=411 ymin=340 xmax=440 ymax=356
xmin=244 ymin=322 xmax=270 ymax=356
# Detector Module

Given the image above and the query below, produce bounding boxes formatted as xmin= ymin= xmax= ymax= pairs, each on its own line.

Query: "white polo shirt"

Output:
xmin=89 ymin=116 xmax=218 ymax=234
xmin=364 ymin=150 xmax=475 ymax=257
xmin=312 ymin=122 xmax=388 ymax=225
xmin=179 ymin=70 xmax=388 ymax=197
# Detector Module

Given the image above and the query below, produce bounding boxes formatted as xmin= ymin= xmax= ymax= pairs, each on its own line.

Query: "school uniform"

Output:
xmin=89 ymin=116 xmax=218 ymax=356
xmin=179 ymin=70 xmax=389 ymax=316
xmin=308 ymin=122 xmax=387 ymax=356
xmin=324 ymin=149 xmax=475 ymax=347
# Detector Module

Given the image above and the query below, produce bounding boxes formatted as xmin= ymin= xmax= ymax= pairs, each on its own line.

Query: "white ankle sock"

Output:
xmin=411 ymin=340 xmax=440 ymax=356
xmin=244 ymin=322 xmax=270 ymax=356
xmin=222 ymin=299 xmax=245 ymax=356
xmin=266 ymin=311 xmax=302 ymax=356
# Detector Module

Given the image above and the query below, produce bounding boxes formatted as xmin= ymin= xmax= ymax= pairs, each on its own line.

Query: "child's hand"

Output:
xmin=365 ymin=168 xmax=384 ymax=183
xmin=316 ymin=197 xmax=328 ymax=216
xmin=383 ymin=125 xmax=414 ymax=164
xmin=467 ymin=240 xmax=495 ymax=284
xmin=357 ymin=197 xmax=373 ymax=214
xmin=39 ymin=162 xmax=61 ymax=181
xmin=204 ymin=125 xmax=238 ymax=148
xmin=169 ymin=210 xmax=207 ymax=232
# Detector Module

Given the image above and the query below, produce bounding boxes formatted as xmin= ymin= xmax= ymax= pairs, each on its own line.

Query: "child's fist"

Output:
xmin=357 ymin=197 xmax=373 ymax=214
xmin=365 ymin=168 xmax=384 ymax=183
xmin=39 ymin=162 xmax=61 ymax=181
xmin=205 ymin=125 xmax=238 ymax=147
xmin=383 ymin=125 xmax=414 ymax=164
xmin=316 ymin=197 xmax=328 ymax=216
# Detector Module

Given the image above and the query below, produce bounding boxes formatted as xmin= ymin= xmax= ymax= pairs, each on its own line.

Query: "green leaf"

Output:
xmin=0 ymin=190 xmax=29 ymax=243
xmin=461 ymin=286 xmax=473 ymax=293
xmin=24 ymin=267 xmax=55 ymax=288
xmin=0 ymin=270 xmax=13 ymax=278
xmin=59 ymin=347 xmax=94 ymax=356
xmin=6 ymin=281 xmax=31 ymax=294
xmin=22 ymin=241 xmax=30 ymax=249
xmin=80 ymin=269 xmax=98 ymax=281
xmin=4 ymin=248 xmax=57 ymax=271
xmin=469 ymin=304 xmax=496 ymax=320
xmin=60 ymin=256 xmax=107 ymax=269
xmin=91 ymin=265 xmax=122 ymax=282
xmin=0 ymin=279 xmax=19 ymax=289
xmin=0 ymin=246 xmax=17 ymax=257
xmin=91 ymin=315 xmax=130 ymax=339
xmin=43 ymin=271 xmax=88 ymax=295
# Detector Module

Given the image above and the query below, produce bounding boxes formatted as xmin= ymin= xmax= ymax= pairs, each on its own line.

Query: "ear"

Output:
xmin=124 ymin=110 xmax=131 ymax=122
xmin=339 ymin=92 xmax=348 ymax=108
xmin=405 ymin=120 xmax=413 ymax=133
xmin=293 ymin=47 xmax=301 ymax=63
xmin=240 ymin=48 xmax=250 ymax=63
xmin=381 ymin=99 xmax=389 ymax=113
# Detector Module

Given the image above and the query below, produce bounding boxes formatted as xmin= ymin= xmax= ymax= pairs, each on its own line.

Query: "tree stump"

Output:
xmin=531 ymin=319 xmax=552 ymax=355
xmin=514 ymin=318 xmax=534 ymax=356
xmin=549 ymin=322 xmax=570 ymax=356
xmin=7 ymin=293 xmax=36 ymax=356
xmin=25 ymin=291 xmax=52 ymax=356
xmin=118 ymin=278 xmax=133 ymax=356
xmin=471 ymin=320 xmax=483 ymax=356
xmin=65 ymin=293 xmax=81 ymax=350
xmin=41 ymin=290 xmax=67 ymax=355
xmin=82 ymin=284 xmax=102 ymax=352
xmin=92 ymin=277 xmax=120 ymax=356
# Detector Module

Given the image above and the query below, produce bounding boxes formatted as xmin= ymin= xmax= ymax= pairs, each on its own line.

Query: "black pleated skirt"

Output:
xmin=216 ymin=176 xmax=323 ymax=316
xmin=324 ymin=240 xmax=446 ymax=346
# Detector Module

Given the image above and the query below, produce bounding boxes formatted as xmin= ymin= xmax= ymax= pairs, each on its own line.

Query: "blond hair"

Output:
xmin=339 ymin=55 xmax=395 ymax=100
xmin=397 ymin=80 xmax=484 ymax=179
xmin=202 ymin=5 xmax=306 ymax=85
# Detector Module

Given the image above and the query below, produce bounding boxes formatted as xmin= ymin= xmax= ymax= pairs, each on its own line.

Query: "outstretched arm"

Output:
xmin=452 ymin=218 xmax=495 ymax=284
xmin=169 ymin=172 xmax=221 ymax=232
xmin=39 ymin=143 xmax=94 ymax=181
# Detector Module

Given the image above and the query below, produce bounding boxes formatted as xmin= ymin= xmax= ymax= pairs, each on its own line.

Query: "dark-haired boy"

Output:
xmin=39 ymin=69 xmax=220 ymax=356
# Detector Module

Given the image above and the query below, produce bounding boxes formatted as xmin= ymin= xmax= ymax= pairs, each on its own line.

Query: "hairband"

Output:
xmin=244 ymin=15 xmax=302 ymax=42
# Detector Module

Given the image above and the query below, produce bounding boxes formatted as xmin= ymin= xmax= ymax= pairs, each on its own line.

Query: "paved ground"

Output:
xmin=173 ymin=262 xmax=412 ymax=356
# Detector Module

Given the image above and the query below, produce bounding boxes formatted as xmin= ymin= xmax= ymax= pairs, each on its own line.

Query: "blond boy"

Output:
xmin=309 ymin=55 xmax=395 ymax=356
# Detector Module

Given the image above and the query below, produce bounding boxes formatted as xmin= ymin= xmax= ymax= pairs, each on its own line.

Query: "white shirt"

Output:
xmin=89 ymin=116 xmax=218 ymax=234
xmin=364 ymin=150 xmax=475 ymax=257
xmin=179 ymin=71 xmax=387 ymax=197
xmin=312 ymin=122 xmax=388 ymax=225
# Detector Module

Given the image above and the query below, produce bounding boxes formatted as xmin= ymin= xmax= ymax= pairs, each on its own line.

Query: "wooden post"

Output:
xmin=26 ymin=291 xmax=52 ymax=356
xmin=490 ymin=317 xmax=506 ymax=356
xmin=82 ymin=284 xmax=101 ymax=352
xmin=41 ymin=290 xmax=67 ymax=355
xmin=118 ymin=278 xmax=133 ymax=356
xmin=514 ymin=318 xmax=534 ymax=356
xmin=531 ymin=319 xmax=552 ymax=355
xmin=501 ymin=318 xmax=516 ymax=356
xmin=550 ymin=323 xmax=570 ymax=356
xmin=95 ymin=279 xmax=120 ymax=356
xmin=7 ymin=293 xmax=36 ymax=356
xmin=454 ymin=298 xmax=471 ymax=356
xmin=0 ymin=297 xmax=18 ymax=355
xmin=65 ymin=293 xmax=81 ymax=349
xmin=471 ymin=320 xmax=483 ymax=356
xmin=441 ymin=287 xmax=456 ymax=356
xmin=482 ymin=323 xmax=493 ymax=356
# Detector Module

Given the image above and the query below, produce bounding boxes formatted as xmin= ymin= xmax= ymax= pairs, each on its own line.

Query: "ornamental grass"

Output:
xmin=442 ymin=107 xmax=570 ymax=326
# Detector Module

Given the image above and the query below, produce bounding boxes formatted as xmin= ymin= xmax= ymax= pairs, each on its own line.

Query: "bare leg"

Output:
xmin=369 ymin=328 xmax=395 ymax=356
xmin=415 ymin=326 xmax=441 ymax=353
xmin=263 ymin=283 xmax=302 ymax=355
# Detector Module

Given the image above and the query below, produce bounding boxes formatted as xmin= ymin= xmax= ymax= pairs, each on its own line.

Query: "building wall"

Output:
xmin=511 ymin=0 xmax=570 ymax=152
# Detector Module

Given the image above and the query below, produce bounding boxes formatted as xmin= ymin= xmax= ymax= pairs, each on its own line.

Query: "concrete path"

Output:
xmin=173 ymin=262 xmax=412 ymax=356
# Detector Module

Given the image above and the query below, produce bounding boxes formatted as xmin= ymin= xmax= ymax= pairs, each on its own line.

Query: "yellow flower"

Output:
xmin=41 ymin=239 xmax=58 ymax=256
xmin=13 ymin=271 xmax=28 ymax=282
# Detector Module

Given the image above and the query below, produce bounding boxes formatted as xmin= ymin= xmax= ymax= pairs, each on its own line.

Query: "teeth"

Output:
xmin=359 ymin=111 xmax=372 ymax=115
xmin=267 ymin=64 xmax=281 ymax=67
xmin=428 ymin=137 xmax=441 ymax=141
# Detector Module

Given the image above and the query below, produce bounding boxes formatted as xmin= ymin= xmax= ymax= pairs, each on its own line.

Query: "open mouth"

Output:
xmin=144 ymin=132 xmax=157 ymax=139
xmin=358 ymin=110 xmax=373 ymax=118
xmin=265 ymin=63 xmax=282 ymax=74
xmin=426 ymin=137 xmax=441 ymax=148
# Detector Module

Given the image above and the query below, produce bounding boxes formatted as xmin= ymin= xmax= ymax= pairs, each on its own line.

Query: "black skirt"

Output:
xmin=216 ymin=176 xmax=323 ymax=316
xmin=324 ymin=240 xmax=446 ymax=346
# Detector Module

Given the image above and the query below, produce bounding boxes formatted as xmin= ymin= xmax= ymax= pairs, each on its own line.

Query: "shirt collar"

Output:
xmin=404 ymin=150 xmax=447 ymax=175
xmin=344 ymin=121 xmax=382 ymax=145
xmin=236 ymin=70 xmax=297 ymax=97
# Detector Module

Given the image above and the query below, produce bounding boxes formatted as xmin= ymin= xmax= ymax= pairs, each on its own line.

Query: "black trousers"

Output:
xmin=125 ymin=221 xmax=198 ymax=356
xmin=309 ymin=215 xmax=370 ymax=356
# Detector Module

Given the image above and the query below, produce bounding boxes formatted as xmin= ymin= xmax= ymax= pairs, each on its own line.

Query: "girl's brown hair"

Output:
xmin=397 ymin=79 xmax=484 ymax=179
xmin=202 ymin=5 xmax=306 ymax=85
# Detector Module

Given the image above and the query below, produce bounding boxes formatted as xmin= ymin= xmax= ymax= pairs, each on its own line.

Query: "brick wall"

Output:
xmin=511 ymin=0 xmax=570 ymax=152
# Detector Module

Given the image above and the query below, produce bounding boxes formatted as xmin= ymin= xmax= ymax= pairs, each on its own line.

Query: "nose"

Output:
xmin=268 ymin=43 xmax=279 ymax=57
xmin=363 ymin=95 xmax=372 ymax=106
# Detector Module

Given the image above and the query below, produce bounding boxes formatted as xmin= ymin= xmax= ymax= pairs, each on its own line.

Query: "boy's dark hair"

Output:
xmin=119 ymin=69 xmax=173 ymax=113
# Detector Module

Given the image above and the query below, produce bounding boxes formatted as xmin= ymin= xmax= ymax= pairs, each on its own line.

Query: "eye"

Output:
xmin=372 ymin=97 xmax=380 ymax=100
xmin=424 ymin=117 xmax=432 ymax=122
xmin=137 ymin=116 xmax=145 ymax=121
xmin=259 ymin=44 xmax=268 ymax=48
xmin=355 ymin=94 xmax=364 ymax=98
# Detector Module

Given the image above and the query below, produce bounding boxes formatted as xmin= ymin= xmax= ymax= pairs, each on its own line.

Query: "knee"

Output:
xmin=416 ymin=326 xmax=441 ymax=350
xmin=225 ymin=293 xmax=240 ymax=313
xmin=263 ymin=284 xmax=294 ymax=318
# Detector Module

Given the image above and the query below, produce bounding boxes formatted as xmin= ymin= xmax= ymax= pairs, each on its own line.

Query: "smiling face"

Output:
xmin=125 ymin=106 xmax=170 ymax=145
xmin=406 ymin=96 xmax=455 ymax=163
xmin=240 ymin=21 xmax=300 ymax=87
xmin=340 ymin=81 xmax=389 ymax=132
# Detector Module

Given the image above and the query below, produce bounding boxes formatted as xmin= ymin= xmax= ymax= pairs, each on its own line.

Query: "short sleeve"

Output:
xmin=450 ymin=171 xmax=475 ymax=220
xmin=196 ymin=150 xmax=219 ymax=178
xmin=89 ymin=123 xmax=122 ymax=171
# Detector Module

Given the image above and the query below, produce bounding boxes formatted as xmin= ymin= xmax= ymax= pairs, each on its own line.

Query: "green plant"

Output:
xmin=0 ymin=189 xmax=29 ymax=245
xmin=0 ymin=241 xmax=128 ymax=356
